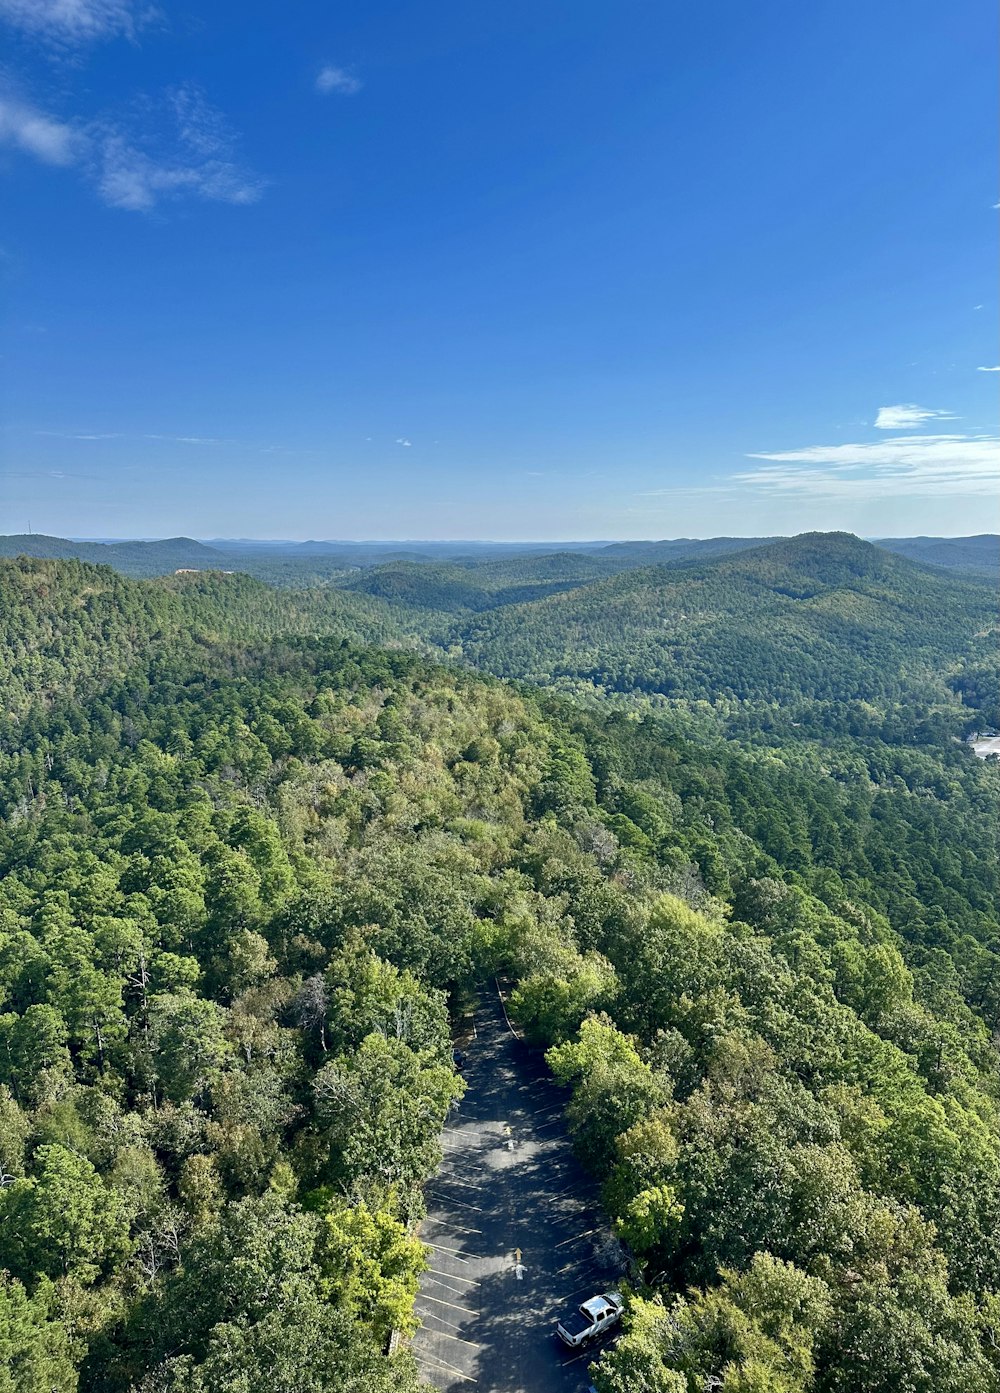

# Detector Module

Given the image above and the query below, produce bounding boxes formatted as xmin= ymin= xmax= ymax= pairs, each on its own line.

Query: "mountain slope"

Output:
xmin=0 ymin=534 xmax=231 ymax=576
xmin=0 ymin=556 xmax=416 ymax=717
xmin=337 ymin=551 xmax=626 ymax=612
xmin=452 ymin=532 xmax=998 ymax=718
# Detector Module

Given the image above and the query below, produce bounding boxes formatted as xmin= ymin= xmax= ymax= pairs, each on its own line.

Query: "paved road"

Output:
xmin=411 ymin=984 xmax=623 ymax=1393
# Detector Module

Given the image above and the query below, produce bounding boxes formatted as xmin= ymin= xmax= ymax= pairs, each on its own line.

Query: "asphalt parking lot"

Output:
xmin=410 ymin=984 xmax=624 ymax=1393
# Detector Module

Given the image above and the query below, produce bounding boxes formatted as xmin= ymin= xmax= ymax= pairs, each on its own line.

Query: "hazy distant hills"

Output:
xmin=0 ymin=534 xmax=227 ymax=576
xmin=873 ymin=534 xmax=999 ymax=574
xmin=2 ymin=531 xmax=995 ymax=586
xmin=594 ymin=536 xmax=781 ymax=563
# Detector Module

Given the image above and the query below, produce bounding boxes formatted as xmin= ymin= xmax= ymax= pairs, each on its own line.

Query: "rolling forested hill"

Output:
xmin=0 ymin=535 xmax=229 ymax=576
xmin=0 ymin=557 xmax=421 ymax=717
xmin=0 ymin=543 xmax=999 ymax=1391
xmin=336 ymin=552 xmax=625 ymax=612
xmin=450 ymin=533 xmax=998 ymax=724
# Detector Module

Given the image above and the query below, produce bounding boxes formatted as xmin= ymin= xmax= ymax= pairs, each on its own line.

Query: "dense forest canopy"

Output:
xmin=0 ymin=533 xmax=998 ymax=1391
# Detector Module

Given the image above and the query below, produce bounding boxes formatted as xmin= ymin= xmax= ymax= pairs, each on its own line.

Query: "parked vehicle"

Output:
xmin=555 ymin=1292 xmax=624 ymax=1348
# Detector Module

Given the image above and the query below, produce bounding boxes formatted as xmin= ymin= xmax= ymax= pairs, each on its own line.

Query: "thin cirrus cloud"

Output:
xmin=873 ymin=403 xmax=957 ymax=430
xmin=0 ymin=83 xmax=264 ymax=210
xmin=736 ymin=433 xmax=1000 ymax=500
xmin=316 ymin=64 xmax=362 ymax=95
xmin=33 ymin=429 xmax=315 ymax=450
xmin=92 ymin=84 xmax=265 ymax=211
xmin=35 ymin=429 xmax=222 ymax=445
xmin=977 ymin=365 xmax=1000 ymax=372
xmin=0 ymin=0 xmax=152 ymax=44
xmin=34 ymin=429 xmax=123 ymax=440
xmin=0 ymin=95 xmax=80 ymax=163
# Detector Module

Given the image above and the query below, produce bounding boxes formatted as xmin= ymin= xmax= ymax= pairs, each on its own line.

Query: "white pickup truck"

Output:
xmin=555 ymin=1292 xmax=624 ymax=1348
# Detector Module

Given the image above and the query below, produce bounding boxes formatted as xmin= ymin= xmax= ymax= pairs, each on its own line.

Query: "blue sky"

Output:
xmin=1 ymin=0 xmax=997 ymax=540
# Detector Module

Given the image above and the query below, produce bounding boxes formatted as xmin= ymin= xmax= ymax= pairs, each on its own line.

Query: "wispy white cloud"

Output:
xmin=94 ymin=129 xmax=263 ymax=210
xmin=636 ymin=484 xmax=745 ymax=500
xmin=35 ymin=429 xmax=123 ymax=439
xmin=977 ymin=365 xmax=1000 ymax=373
xmin=874 ymin=403 xmax=956 ymax=430
xmin=0 ymin=95 xmax=79 ymax=163
xmin=316 ymin=64 xmax=362 ymax=96
xmin=1 ymin=83 xmax=264 ymax=210
xmin=34 ymin=428 xmax=306 ymax=451
xmin=396 ymin=438 xmax=412 ymax=447
xmin=92 ymin=84 xmax=265 ymax=210
xmin=0 ymin=0 xmax=152 ymax=44
xmin=738 ymin=433 xmax=999 ymax=500
xmin=143 ymin=433 xmax=221 ymax=444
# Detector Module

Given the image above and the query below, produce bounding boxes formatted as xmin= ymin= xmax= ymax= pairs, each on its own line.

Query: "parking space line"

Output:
xmin=426 ymin=1191 xmax=483 ymax=1214
xmin=411 ymin=1345 xmax=479 ymax=1383
xmin=557 ymin=1278 xmax=616 ymax=1305
xmin=432 ymin=1174 xmax=481 ymax=1191
xmin=425 ymin=1240 xmax=483 ymax=1259
xmin=424 ymin=1274 xmax=475 ymax=1300
xmin=555 ymin=1226 xmax=600 ymax=1248
xmin=415 ymin=1294 xmax=480 ymax=1324
xmin=532 ymin=1117 xmax=571 ymax=1134
xmin=416 ymin=1305 xmax=476 ymax=1334
xmin=521 ymin=1102 xmax=564 ymax=1119
xmin=423 ymin=1219 xmax=483 ymax=1235
xmin=556 ymin=1258 xmax=597 ymax=1277
xmin=428 ymin=1267 xmax=481 ymax=1285
xmin=415 ymin=1326 xmax=481 ymax=1348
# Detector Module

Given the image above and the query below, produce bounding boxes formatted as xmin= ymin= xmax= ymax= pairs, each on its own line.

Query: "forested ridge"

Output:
xmin=0 ymin=540 xmax=998 ymax=1391
xmin=449 ymin=533 xmax=998 ymax=715
xmin=0 ymin=557 xmax=421 ymax=718
xmin=0 ymin=538 xmax=228 ymax=577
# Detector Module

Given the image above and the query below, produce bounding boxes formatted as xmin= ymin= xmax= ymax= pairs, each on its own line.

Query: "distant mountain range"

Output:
xmin=871 ymin=534 xmax=999 ymax=573
xmin=1 ymin=531 xmax=996 ymax=583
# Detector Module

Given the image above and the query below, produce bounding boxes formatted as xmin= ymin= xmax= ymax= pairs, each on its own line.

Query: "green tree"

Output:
xmin=0 ymin=1274 xmax=77 ymax=1393
xmin=0 ymin=1143 xmax=129 ymax=1283
xmin=319 ymin=1198 xmax=426 ymax=1342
